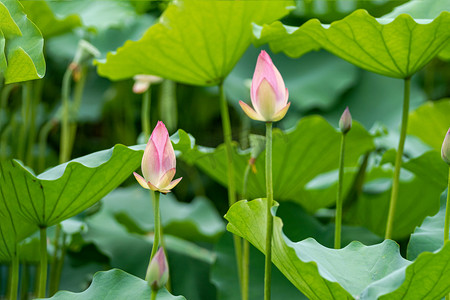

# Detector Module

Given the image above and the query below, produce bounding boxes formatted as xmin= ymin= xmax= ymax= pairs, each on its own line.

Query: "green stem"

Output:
xmin=49 ymin=223 xmax=61 ymax=295
xmin=53 ymin=232 xmax=67 ymax=295
xmin=151 ymin=290 xmax=157 ymax=300
xmin=38 ymin=119 xmax=57 ymax=173
xmin=38 ymin=227 xmax=48 ymax=298
xmin=26 ymin=80 xmax=41 ymax=168
xmin=142 ymin=88 xmax=151 ymax=138
xmin=67 ymin=66 xmax=87 ymax=157
xmin=385 ymin=77 xmax=410 ymax=240
xmin=147 ymin=191 xmax=161 ymax=281
xmin=60 ymin=68 xmax=73 ymax=164
xmin=241 ymin=164 xmax=251 ymax=300
xmin=9 ymin=247 xmax=19 ymax=300
xmin=264 ymin=122 xmax=273 ymax=300
xmin=218 ymin=83 xmax=242 ymax=289
xmin=0 ymin=84 xmax=16 ymax=132
xmin=445 ymin=168 xmax=450 ymax=243
xmin=334 ymin=134 xmax=346 ymax=249
xmin=18 ymin=84 xmax=30 ymax=161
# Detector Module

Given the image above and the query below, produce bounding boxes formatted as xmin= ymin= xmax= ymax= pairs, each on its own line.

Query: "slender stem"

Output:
xmin=385 ymin=77 xmax=410 ymax=240
xmin=60 ymin=68 xmax=73 ymax=164
xmin=151 ymin=290 xmax=157 ymax=300
xmin=38 ymin=227 xmax=48 ymax=298
xmin=26 ymin=80 xmax=41 ymax=168
xmin=18 ymin=84 xmax=30 ymax=161
xmin=218 ymin=83 xmax=243 ymax=289
xmin=334 ymin=134 xmax=346 ymax=249
xmin=67 ymin=66 xmax=87 ymax=157
xmin=241 ymin=163 xmax=251 ymax=300
xmin=9 ymin=247 xmax=19 ymax=300
xmin=38 ymin=119 xmax=57 ymax=172
xmin=142 ymin=88 xmax=151 ymax=138
xmin=53 ymin=232 xmax=67 ymax=295
xmin=445 ymin=168 xmax=450 ymax=243
xmin=264 ymin=122 xmax=273 ymax=300
xmin=147 ymin=192 xmax=161 ymax=281
xmin=49 ymin=223 xmax=61 ymax=295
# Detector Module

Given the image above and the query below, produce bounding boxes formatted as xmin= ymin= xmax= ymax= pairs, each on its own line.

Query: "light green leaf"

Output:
xmin=226 ymin=198 xmax=450 ymax=299
xmin=408 ymin=99 xmax=450 ymax=151
xmin=20 ymin=0 xmax=81 ymax=38
xmin=254 ymin=9 xmax=450 ymax=78
xmin=407 ymin=190 xmax=447 ymax=260
xmin=39 ymin=269 xmax=186 ymax=300
xmin=174 ymin=115 xmax=374 ymax=212
xmin=0 ymin=144 xmax=143 ymax=230
xmin=346 ymin=151 xmax=448 ymax=239
xmin=96 ymin=0 xmax=293 ymax=85
xmin=384 ymin=0 xmax=450 ymax=19
xmin=0 ymin=0 xmax=45 ymax=83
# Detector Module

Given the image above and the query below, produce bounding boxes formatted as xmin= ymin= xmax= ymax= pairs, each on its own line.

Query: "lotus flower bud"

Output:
xmin=146 ymin=248 xmax=169 ymax=291
xmin=133 ymin=121 xmax=182 ymax=193
xmin=239 ymin=50 xmax=290 ymax=122
xmin=339 ymin=107 xmax=352 ymax=134
xmin=133 ymin=75 xmax=163 ymax=94
xmin=442 ymin=128 xmax=450 ymax=165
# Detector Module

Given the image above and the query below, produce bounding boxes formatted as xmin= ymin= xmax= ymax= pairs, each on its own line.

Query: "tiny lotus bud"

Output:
xmin=339 ymin=107 xmax=352 ymax=134
xmin=442 ymin=128 xmax=450 ymax=165
xmin=133 ymin=75 xmax=163 ymax=94
xmin=146 ymin=248 xmax=169 ymax=291
xmin=72 ymin=40 xmax=100 ymax=66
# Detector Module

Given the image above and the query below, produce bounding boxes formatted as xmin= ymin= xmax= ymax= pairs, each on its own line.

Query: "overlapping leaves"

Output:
xmin=226 ymin=198 xmax=450 ymax=299
xmin=0 ymin=0 xmax=45 ymax=83
xmin=254 ymin=9 xmax=450 ymax=78
xmin=96 ymin=0 xmax=294 ymax=85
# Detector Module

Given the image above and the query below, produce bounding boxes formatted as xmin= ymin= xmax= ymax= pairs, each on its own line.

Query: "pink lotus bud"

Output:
xmin=239 ymin=50 xmax=290 ymax=122
xmin=339 ymin=107 xmax=352 ymax=134
xmin=133 ymin=121 xmax=182 ymax=193
xmin=442 ymin=128 xmax=450 ymax=165
xmin=146 ymin=248 xmax=169 ymax=291
xmin=133 ymin=75 xmax=163 ymax=94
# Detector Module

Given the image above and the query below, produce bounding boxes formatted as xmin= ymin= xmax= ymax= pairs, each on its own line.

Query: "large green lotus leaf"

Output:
xmin=0 ymin=144 xmax=143 ymax=230
xmin=0 ymin=0 xmax=45 ymax=83
xmin=226 ymin=198 xmax=450 ymax=299
xmin=98 ymin=185 xmax=225 ymax=243
xmin=384 ymin=0 xmax=450 ymax=19
xmin=20 ymin=0 xmax=81 ymax=38
xmin=408 ymin=99 xmax=450 ymax=151
xmin=254 ymin=9 xmax=450 ymax=78
xmin=96 ymin=0 xmax=293 ymax=85
xmin=39 ymin=269 xmax=185 ymax=300
xmin=173 ymin=115 xmax=375 ymax=212
xmin=345 ymin=151 xmax=448 ymax=239
xmin=407 ymin=190 xmax=448 ymax=260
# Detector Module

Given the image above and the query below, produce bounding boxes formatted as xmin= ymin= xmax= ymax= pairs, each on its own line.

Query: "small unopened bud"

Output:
xmin=146 ymin=248 xmax=169 ymax=291
xmin=133 ymin=75 xmax=163 ymax=94
xmin=248 ymin=134 xmax=265 ymax=173
xmin=72 ymin=40 xmax=100 ymax=66
xmin=339 ymin=107 xmax=352 ymax=134
xmin=442 ymin=128 xmax=450 ymax=165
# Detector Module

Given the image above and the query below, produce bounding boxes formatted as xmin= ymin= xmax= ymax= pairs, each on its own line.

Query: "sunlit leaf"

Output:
xmin=0 ymin=0 xmax=45 ymax=83
xmin=40 ymin=269 xmax=186 ymax=300
xmin=226 ymin=198 xmax=450 ymax=299
xmin=254 ymin=10 xmax=450 ymax=78
xmin=408 ymin=99 xmax=450 ymax=151
xmin=173 ymin=116 xmax=374 ymax=212
xmin=0 ymin=144 xmax=143 ymax=231
xmin=96 ymin=0 xmax=294 ymax=85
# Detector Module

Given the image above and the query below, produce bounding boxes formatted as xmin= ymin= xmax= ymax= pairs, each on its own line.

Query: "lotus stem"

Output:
xmin=148 ymin=191 xmax=161 ymax=279
xmin=38 ymin=227 xmax=48 ymax=298
xmin=385 ymin=77 xmax=410 ymax=240
xmin=142 ymin=88 xmax=151 ymax=138
xmin=264 ymin=122 xmax=274 ymax=300
xmin=60 ymin=67 xmax=73 ymax=164
xmin=218 ymin=83 xmax=243 ymax=292
xmin=242 ymin=164 xmax=251 ymax=300
xmin=9 ymin=247 xmax=19 ymax=300
xmin=335 ymin=134 xmax=346 ymax=249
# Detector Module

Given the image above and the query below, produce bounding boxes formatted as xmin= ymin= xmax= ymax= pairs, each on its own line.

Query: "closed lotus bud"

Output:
xmin=239 ymin=50 xmax=290 ymax=122
xmin=339 ymin=107 xmax=352 ymax=134
xmin=133 ymin=121 xmax=182 ymax=193
xmin=146 ymin=248 xmax=169 ymax=291
xmin=133 ymin=75 xmax=163 ymax=94
xmin=442 ymin=128 xmax=450 ymax=165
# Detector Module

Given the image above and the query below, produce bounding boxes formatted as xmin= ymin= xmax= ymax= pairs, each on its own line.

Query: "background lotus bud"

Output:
xmin=239 ymin=50 xmax=290 ymax=122
xmin=133 ymin=75 xmax=163 ymax=94
xmin=442 ymin=128 xmax=450 ymax=165
xmin=133 ymin=121 xmax=182 ymax=193
xmin=339 ymin=107 xmax=352 ymax=134
xmin=146 ymin=248 xmax=169 ymax=291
